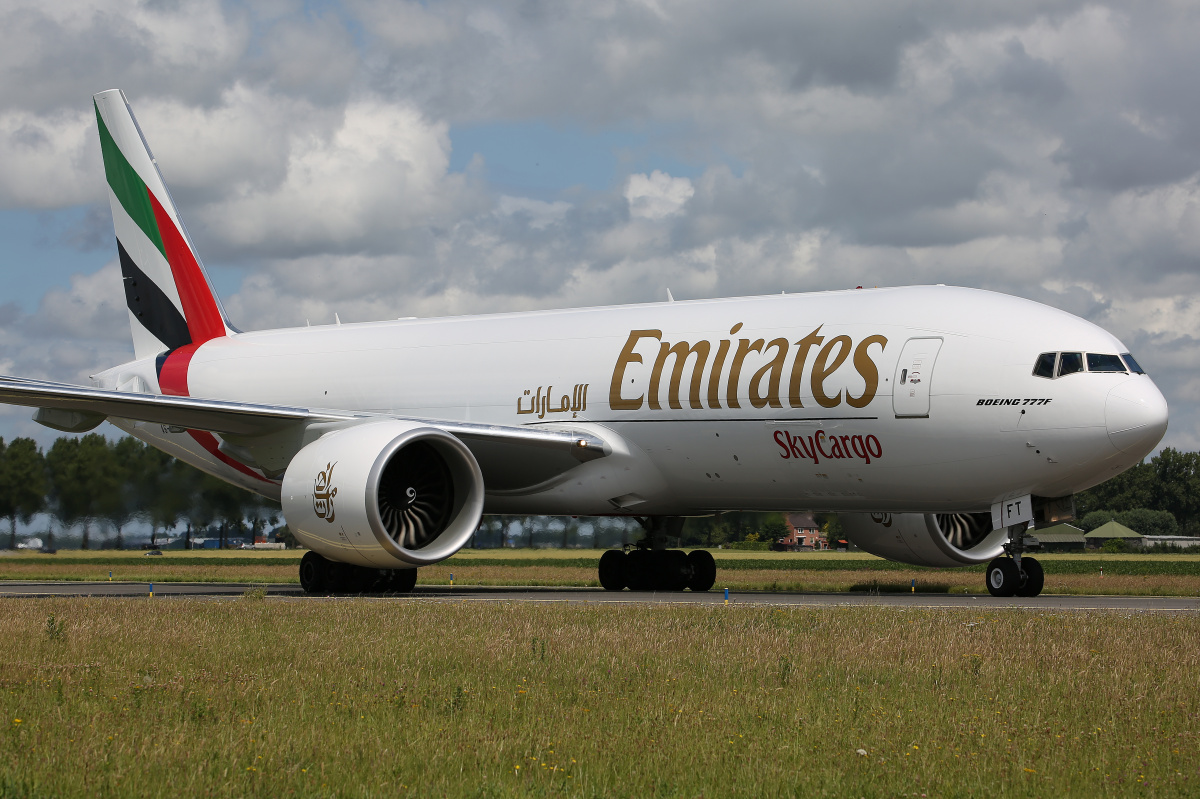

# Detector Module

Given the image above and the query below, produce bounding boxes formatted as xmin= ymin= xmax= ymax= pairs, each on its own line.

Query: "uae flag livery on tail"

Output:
xmin=93 ymin=89 xmax=231 ymax=394
xmin=94 ymin=91 xmax=267 ymax=484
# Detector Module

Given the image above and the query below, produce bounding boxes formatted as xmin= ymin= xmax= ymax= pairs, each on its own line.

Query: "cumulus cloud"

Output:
xmin=0 ymin=108 xmax=99 ymax=208
xmin=625 ymin=171 xmax=693 ymax=220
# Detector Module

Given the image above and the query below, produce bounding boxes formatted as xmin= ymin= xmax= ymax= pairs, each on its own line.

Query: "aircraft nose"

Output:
xmin=1106 ymin=378 xmax=1168 ymax=454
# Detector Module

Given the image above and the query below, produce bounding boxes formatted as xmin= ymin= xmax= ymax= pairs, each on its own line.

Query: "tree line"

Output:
xmin=1073 ymin=447 xmax=1200 ymax=536
xmin=0 ymin=434 xmax=279 ymax=549
xmin=0 ymin=433 xmax=1195 ymax=549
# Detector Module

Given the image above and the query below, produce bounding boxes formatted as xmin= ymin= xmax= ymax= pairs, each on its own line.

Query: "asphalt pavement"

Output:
xmin=1 ymin=580 xmax=1197 ymax=611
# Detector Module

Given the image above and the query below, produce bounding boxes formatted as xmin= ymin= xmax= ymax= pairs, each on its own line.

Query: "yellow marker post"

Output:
xmin=450 ymin=573 xmax=454 ymax=586
xmin=724 ymin=587 xmax=729 ymax=606
xmin=108 ymin=571 xmax=112 ymax=582
xmin=149 ymin=582 xmax=153 ymax=598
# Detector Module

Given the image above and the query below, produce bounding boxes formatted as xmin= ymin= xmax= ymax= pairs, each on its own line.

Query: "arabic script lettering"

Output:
xmin=517 ymin=383 xmax=590 ymax=418
xmin=314 ymin=462 xmax=338 ymax=523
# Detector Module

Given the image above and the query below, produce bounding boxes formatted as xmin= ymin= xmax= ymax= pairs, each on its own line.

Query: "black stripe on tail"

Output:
xmin=117 ymin=238 xmax=191 ymax=351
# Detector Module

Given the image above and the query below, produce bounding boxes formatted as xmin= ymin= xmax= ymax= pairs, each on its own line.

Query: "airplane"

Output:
xmin=0 ymin=90 xmax=1169 ymax=598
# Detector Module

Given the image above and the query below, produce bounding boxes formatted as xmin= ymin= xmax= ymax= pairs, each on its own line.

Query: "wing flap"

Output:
xmin=0 ymin=375 xmax=331 ymax=436
xmin=0 ymin=376 xmax=609 ymax=489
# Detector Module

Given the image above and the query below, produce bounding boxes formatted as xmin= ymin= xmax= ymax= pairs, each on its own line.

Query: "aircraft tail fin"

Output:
xmin=93 ymin=89 xmax=233 ymax=363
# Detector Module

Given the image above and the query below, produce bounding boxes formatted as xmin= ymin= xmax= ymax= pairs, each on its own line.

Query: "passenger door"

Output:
xmin=893 ymin=338 xmax=943 ymax=418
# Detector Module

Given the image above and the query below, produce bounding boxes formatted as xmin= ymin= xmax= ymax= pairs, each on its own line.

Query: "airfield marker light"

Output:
xmin=108 ymin=571 xmax=112 ymax=582
xmin=450 ymin=573 xmax=454 ymax=586
xmin=911 ymin=579 xmax=915 ymax=593
xmin=724 ymin=587 xmax=729 ymax=606
xmin=149 ymin=582 xmax=153 ymax=598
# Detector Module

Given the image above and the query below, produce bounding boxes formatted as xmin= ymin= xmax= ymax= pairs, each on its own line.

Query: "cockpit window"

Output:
xmin=1121 ymin=353 xmax=1146 ymax=374
xmin=1036 ymin=350 xmax=1146 ymax=378
xmin=1087 ymin=353 xmax=1127 ymax=372
xmin=1057 ymin=352 xmax=1084 ymax=376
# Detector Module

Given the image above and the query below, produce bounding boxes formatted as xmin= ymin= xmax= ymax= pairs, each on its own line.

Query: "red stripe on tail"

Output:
xmin=157 ymin=343 xmax=197 ymax=397
xmin=147 ymin=188 xmax=226 ymax=344
xmin=157 ymin=345 xmax=273 ymax=484
xmin=189 ymin=430 xmax=273 ymax=483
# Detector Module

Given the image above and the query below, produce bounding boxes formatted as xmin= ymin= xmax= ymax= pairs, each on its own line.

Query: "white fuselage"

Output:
xmin=103 ymin=285 xmax=1168 ymax=516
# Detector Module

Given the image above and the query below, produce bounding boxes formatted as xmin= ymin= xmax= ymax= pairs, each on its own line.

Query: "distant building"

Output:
xmin=1035 ymin=523 xmax=1086 ymax=552
xmin=1084 ymin=521 xmax=1144 ymax=549
xmin=1140 ymin=535 xmax=1200 ymax=550
xmin=780 ymin=512 xmax=825 ymax=550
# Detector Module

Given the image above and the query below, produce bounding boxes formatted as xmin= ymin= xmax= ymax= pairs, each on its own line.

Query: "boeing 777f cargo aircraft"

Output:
xmin=0 ymin=91 xmax=1170 ymax=597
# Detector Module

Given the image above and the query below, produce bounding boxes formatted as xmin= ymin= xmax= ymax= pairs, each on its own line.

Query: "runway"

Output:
xmin=1 ymin=580 xmax=1197 ymax=611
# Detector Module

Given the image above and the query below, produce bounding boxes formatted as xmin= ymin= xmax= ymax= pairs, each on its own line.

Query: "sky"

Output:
xmin=0 ymin=0 xmax=1198 ymax=452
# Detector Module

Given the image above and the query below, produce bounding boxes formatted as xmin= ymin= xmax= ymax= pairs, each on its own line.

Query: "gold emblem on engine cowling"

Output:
xmin=314 ymin=462 xmax=338 ymax=523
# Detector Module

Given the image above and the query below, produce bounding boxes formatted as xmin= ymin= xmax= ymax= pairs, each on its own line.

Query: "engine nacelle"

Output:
xmin=840 ymin=512 xmax=1008 ymax=568
xmin=282 ymin=420 xmax=485 ymax=568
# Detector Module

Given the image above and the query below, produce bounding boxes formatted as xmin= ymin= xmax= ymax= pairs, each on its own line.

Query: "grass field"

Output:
xmin=0 ymin=599 xmax=1195 ymax=797
xmin=2 ymin=549 xmax=1199 ymax=596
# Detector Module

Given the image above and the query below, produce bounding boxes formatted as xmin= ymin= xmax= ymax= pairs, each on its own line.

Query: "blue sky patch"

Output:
xmin=449 ymin=120 xmax=702 ymax=199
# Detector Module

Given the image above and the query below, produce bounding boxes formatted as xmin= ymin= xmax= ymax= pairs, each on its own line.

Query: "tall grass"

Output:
xmin=0 ymin=599 xmax=1195 ymax=797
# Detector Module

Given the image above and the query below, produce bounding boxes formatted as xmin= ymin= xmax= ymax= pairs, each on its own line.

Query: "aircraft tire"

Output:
xmin=598 ymin=550 xmax=627 ymax=591
xmin=662 ymin=550 xmax=690 ymax=591
xmin=327 ymin=561 xmax=365 ymax=593
xmin=388 ymin=568 xmax=418 ymax=593
xmin=686 ymin=550 xmax=717 ymax=592
xmin=1016 ymin=557 xmax=1044 ymax=597
xmin=985 ymin=557 xmax=1019 ymax=597
xmin=299 ymin=551 xmax=328 ymax=594
xmin=347 ymin=566 xmax=380 ymax=594
xmin=624 ymin=549 xmax=656 ymax=591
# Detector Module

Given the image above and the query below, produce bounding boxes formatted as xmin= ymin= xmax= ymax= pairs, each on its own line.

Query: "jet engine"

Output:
xmin=282 ymin=420 xmax=485 ymax=568
xmin=839 ymin=512 xmax=1008 ymax=568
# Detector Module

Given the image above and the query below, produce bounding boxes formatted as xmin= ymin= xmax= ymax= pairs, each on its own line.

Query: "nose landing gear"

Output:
xmin=985 ymin=523 xmax=1044 ymax=597
xmin=596 ymin=517 xmax=717 ymax=592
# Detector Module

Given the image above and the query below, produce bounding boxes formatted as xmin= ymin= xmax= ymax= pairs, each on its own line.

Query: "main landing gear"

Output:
xmin=984 ymin=523 xmax=1044 ymax=597
xmin=597 ymin=517 xmax=718 ymax=592
xmin=299 ymin=551 xmax=418 ymax=595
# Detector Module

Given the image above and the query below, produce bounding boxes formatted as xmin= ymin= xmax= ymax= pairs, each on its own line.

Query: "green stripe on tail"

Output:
xmin=95 ymin=100 xmax=165 ymax=259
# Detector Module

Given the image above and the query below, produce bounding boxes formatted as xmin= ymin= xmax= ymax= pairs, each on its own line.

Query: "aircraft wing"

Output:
xmin=0 ymin=376 xmax=609 ymax=484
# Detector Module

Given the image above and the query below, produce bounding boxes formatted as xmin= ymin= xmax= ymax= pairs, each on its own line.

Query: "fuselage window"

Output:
xmin=1058 ymin=352 xmax=1084 ymax=376
xmin=1087 ymin=353 xmax=1126 ymax=372
xmin=1033 ymin=352 xmax=1056 ymax=378
xmin=1121 ymin=353 xmax=1146 ymax=374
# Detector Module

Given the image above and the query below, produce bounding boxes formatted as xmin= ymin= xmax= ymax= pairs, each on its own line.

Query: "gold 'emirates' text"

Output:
xmin=608 ymin=324 xmax=888 ymax=411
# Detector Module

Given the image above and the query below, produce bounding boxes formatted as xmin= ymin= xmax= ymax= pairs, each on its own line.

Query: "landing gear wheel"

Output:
xmin=1016 ymin=557 xmax=1044 ymax=597
xmin=661 ymin=550 xmax=689 ymax=592
xmin=985 ymin=557 xmax=1019 ymax=597
xmin=686 ymin=550 xmax=716 ymax=592
xmin=345 ymin=566 xmax=379 ymax=594
xmin=386 ymin=568 xmax=418 ymax=593
xmin=299 ymin=551 xmax=328 ymax=594
xmin=323 ymin=561 xmax=350 ymax=593
xmin=598 ymin=550 xmax=627 ymax=591
xmin=624 ymin=549 xmax=655 ymax=591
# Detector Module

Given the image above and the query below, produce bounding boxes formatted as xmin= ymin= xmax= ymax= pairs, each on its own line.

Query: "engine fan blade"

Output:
xmin=378 ymin=441 xmax=455 ymax=549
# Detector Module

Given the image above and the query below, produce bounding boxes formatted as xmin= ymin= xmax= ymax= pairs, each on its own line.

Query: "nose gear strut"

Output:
xmin=985 ymin=522 xmax=1044 ymax=597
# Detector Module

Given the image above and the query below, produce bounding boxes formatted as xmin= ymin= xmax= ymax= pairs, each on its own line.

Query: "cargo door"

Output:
xmin=893 ymin=337 xmax=942 ymax=418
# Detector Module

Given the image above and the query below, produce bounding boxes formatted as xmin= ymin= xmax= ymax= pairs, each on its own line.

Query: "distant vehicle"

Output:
xmin=144 ymin=550 xmax=163 ymax=557
xmin=0 ymin=90 xmax=1169 ymax=598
